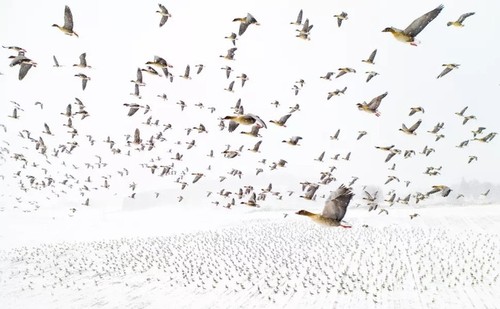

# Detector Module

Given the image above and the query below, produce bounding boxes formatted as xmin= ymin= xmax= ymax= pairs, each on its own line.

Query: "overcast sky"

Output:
xmin=1 ymin=0 xmax=499 ymax=211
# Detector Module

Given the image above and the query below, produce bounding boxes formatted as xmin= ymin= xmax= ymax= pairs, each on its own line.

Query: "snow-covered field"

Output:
xmin=1 ymin=204 xmax=499 ymax=309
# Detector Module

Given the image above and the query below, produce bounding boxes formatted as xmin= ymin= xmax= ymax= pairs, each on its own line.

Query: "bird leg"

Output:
xmin=375 ymin=111 xmax=381 ymax=117
xmin=340 ymin=224 xmax=352 ymax=228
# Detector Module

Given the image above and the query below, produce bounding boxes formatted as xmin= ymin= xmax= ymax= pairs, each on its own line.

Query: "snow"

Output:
xmin=1 ymin=203 xmax=499 ymax=309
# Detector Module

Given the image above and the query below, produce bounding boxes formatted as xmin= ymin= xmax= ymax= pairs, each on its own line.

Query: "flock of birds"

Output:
xmin=1 ymin=222 xmax=498 ymax=307
xmin=0 ymin=3 xmax=497 ymax=225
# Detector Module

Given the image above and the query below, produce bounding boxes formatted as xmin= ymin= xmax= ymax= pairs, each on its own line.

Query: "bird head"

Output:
xmin=295 ymin=210 xmax=314 ymax=216
xmin=446 ymin=22 xmax=453 ymax=26
xmin=382 ymin=27 xmax=394 ymax=33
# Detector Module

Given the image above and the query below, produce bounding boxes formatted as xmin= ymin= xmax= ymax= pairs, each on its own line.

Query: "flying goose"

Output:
xmin=296 ymin=184 xmax=354 ymax=227
xmin=52 ymin=5 xmax=78 ymax=37
xmin=382 ymin=5 xmax=444 ymax=46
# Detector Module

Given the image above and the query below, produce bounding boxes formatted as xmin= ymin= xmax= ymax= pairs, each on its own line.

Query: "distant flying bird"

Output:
xmin=52 ymin=5 xmax=78 ymax=37
xmin=399 ymin=119 xmax=422 ymax=135
xmin=156 ymin=4 xmax=171 ymax=27
xmin=365 ymin=71 xmax=379 ymax=83
xmin=270 ymin=114 xmax=292 ymax=127
xmin=223 ymin=114 xmax=267 ymax=132
xmin=409 ymin=106 xmax=425 ymax=116
xmin=290 ymin=9 xmax=303 ymax=25
xmin=426 ymin=185 xmax=452 ymax=197
xmin=333 ymin=12 xmax=348 ymax=27
xmin=357 ymin=131 xmax=367 ymax=140
xmin=179 ymin=65 xmax=192 ymax=79
xmin=455 ymin=106 xmax=468 ymax=117
xmin=233 ymin=13 xmax=260 ymax=36
xmin=75 ymin=73 xmax=90 ymax=90
xmin=225 ymin=32 xmax=238 ymax=46
xmin=283 ymin=136 xmax=302 ymax=146
xmin=357 ymin=92 xmax=388 ymax=116
xmin=73 ymin=53 xmax=91 ymax=68
xmin=52 ymin=55 xmax=61 ymax=67
xmin=362 ymin=49 xmax=377 ymax=64
xmin=336 ymin=67 xmax=356 ymax=78
xmin=382 ymin=4 xmax=444 ymax=46
xmin=447 ymin=12 xmax=475 ymax=27
xmin=296 ymin=184 xmax=354 ymax=227
xmin=300 ymin=183 xmax=319 ymax=200
xmin=437 ymin=63 xmax=459 ymax=79
xmin=296 ymin=18 xmax=313 ymax=40
xmin=220 ymin=48 xmax=237 ymax=60
xmin=195 ymin=64 xmax=204 ymax=74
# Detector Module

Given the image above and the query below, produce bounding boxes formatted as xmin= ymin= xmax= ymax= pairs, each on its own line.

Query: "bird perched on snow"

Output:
xmin=437 ymin=63 xmax=459 ymax=79
xmin=447 ymin=12 xmax=475 ymax=27
xmin=296 ymin=184 xmax=354 ymax=227
xmin=382 ymin=4 xmax=444 ymax=46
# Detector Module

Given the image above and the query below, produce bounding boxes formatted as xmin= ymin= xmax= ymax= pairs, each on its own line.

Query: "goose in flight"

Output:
xmin=382 ymin=4 xmax=444 ymax=46
xmin=290 ymin=9 xmax=303 ymax=26
xmin=52 ymin=5 xmax=78 ymax=37
xmin=362 ymin=49 xmax=377 ymax=64
xmin=156 ymin=4 xmax=171 ymax=27
xmin=447 ymin=12 xmax=475 ymax=27
xmin=333 ymin=12 xmax=348 ymax=27
xmin=233 ymin=13 xmax=260 ymax=36
xmin=357 ymin=92 xmax=388 ymax=116
xmin=296 ymin=184 xmax=354 ymax=227
xmin=437 ymin=63 xmax=459 ymax=79
xmin=73 ymin=53 xmax=91 ymax=68
xmin=399 ymin=119 xmax=422 ymax=135
xmin=222 ymin=113 xmax=267 ymax=132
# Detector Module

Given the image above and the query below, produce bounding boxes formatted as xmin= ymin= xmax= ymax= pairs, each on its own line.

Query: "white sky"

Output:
xmin=1 ymin=0 xmax=499 ymax=210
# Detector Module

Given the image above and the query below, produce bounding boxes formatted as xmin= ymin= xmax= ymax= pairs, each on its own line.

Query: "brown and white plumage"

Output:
xmin=52 ymin=5 xmax=78 ymax=37
xmin=297 ymin=184 xmax=354 ymax=227
xmin=382 ymin=5 xmax=444 ymax=45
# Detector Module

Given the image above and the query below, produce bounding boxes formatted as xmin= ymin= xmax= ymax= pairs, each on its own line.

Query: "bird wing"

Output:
xmin=296 ymin=9 xmax=303 ymax=24
xmin=280 ymin=114 xmax=292 ymax=124
xmin=385 ymin=152 xmax=396 ymax=163
xmin=134 ymin=128 xmax=141 ymax=143
xmin=249 ymin=114 xmax=267 ymax=128
xmin=228 ymin=120 xmax=239 ymax=132
xmin=80 ymin=53 xmax=87 ymax=66
xmin=437 ymin=67 xmax=452 ymax=79
xmin=82 ymin=79 xmax=88 ymax=90
xmin=137 ymin=68 xmax=143 ymax=82
xmin=368 ymin=92 xmax=388 ymax=110
xmin=18 ymin=63 xmax=33 ymax=80
xmin=128 ymin=106 xmax=139 ymax=116
xmin=53 ymin=55 xmax=59 ymax=66
xmin=238 ymin=22 xmax=250 ymax=36
xmin=458 ymin=12 xmax=475 ymax=23
xmin=64 ymin=5 xmax=74 ymax=30
xmin=185 ymin=65 xmax=190 ymax=77
xmin=404 ymin=4 xmax=444 ymax=37
xmin=322 ymin=184 xmax=353 ymax=221
xmin=408 ymin=119 xmax=422 ymax=132
xmin=368 ymin=49 xmax=377 ymax=62
xmin=159 ymin=15 xmax=169 ymax=27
